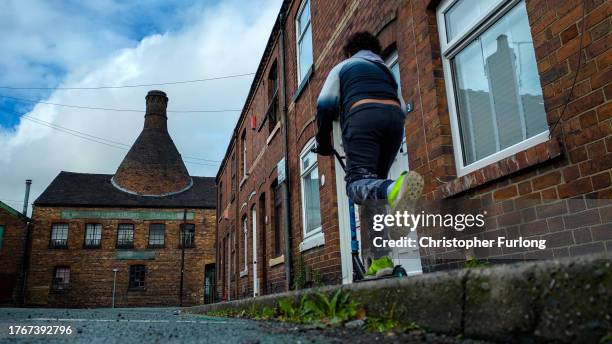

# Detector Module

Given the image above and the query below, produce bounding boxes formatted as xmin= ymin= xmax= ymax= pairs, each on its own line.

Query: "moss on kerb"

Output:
xmin=186 ymin=255 xmax=611 ymax=342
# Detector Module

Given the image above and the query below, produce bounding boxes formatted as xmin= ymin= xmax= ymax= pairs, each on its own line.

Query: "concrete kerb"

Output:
xmin=186 ymin=255 xmax=611 ymax=342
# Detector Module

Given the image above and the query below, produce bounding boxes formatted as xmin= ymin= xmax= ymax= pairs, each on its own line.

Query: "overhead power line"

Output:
xmin=13 ymin=113 xmax=221 ymax=166
xmin=0 ymin=72 xmax=255 ymax=90
xmin=1 ymin=197 xmax=24 ymax=203
xmin=0 ymin=94 xmax=242 ymax=113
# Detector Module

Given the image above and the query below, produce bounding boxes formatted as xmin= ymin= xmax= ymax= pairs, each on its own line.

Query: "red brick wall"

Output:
xmin=26 ymin=206 xmax=215 ymax=307
xmin=0 ymin=207 xmax=28 ymax=305
xmin=216 ymin=0 xmax=611 ymax=298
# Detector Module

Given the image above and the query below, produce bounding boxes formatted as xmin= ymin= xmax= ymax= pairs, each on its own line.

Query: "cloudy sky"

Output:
xmin=0 ymin=0 xmax=282 ymax=214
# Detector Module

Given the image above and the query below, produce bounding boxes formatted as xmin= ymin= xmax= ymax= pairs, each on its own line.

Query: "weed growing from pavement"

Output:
xmin=464 ymin=258 xmax=490 ymax=269
xmin=205 ymin=289 xmax=423 ymax=334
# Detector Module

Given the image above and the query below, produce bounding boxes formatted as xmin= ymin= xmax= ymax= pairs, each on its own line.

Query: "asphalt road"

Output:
xmin=0 ymin=307 xmax=486 ymax=344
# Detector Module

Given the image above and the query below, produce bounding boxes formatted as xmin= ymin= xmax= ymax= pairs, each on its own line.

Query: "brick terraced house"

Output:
xmin=0 ymin=201 xmax=30 ymax=305
xmin=216 ymin=0 xmax=611 ymax=301
xmin=26 ymin=91 xmax=217 ymax=307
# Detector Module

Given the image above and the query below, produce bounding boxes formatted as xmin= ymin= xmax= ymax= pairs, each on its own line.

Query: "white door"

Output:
xmin=385 ymin=51 xmax=422 ymax=275
xmin=226 ymin=238 xmax=231 ymax=300
xmin=252 ymin=206 xmax=259 ymax=296
xmin=333 ymin=121 xmax=359 ymax=284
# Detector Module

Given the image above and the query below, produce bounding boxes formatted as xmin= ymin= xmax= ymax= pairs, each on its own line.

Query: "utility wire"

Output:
xmin=19 ymin=114 xmax=221 ymax=163
xmin=0 ymin=198 xmax=24 ymax=203
xmin=0 ymin=94 xmax=242 ymax=113
xmin=14 ymin=114 xmax=221 ymax=166
xmin=0 ymin=72 xmax=255 ymax=90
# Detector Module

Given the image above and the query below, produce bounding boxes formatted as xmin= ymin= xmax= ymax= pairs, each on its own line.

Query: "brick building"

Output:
xmin=0 ymin=201 xmax=30 ymax=305
xmin=216 ymin=0 xmax=610 ymax=300
xmin=26 ymin=91 xmax=217 ymax=307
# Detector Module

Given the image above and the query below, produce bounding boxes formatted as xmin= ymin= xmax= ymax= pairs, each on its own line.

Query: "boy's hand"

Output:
xmin=312 ymin=143 xmax=333 ymax=156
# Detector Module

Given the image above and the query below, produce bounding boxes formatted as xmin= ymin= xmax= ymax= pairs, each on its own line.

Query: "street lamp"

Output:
xmin=112 ymin=268 xmax=119 ymax=308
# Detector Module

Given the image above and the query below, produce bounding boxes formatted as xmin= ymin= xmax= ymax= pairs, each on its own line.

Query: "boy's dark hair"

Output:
xmin=343 ymin=31 xmax=382 ymax=57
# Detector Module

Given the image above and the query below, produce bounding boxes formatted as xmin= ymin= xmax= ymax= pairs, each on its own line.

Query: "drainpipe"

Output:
xmin=179 ymin=209 xmax=187 ymax=306
xmin=20 ymin=179 xmax=32 ymax=306
xmin=278 ymin=10 xmax=293 ymax=290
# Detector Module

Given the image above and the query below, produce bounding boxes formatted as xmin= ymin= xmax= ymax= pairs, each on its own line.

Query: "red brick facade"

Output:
xmin=26 ymin=206 xmax=216 ymax=308
xmin=216 ymin=0 xmax=610 ymax=300
xmin=0 ymin=202 xmax=29 ymax=305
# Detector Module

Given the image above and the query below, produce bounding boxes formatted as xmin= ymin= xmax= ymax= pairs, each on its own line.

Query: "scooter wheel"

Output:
xmin=393 ymin=266 xmax=408 ymax=277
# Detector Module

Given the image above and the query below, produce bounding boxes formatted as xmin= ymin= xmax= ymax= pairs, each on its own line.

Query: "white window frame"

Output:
xmin=295 ymin=0 xmax=313 ymax=85
xmin=240 ymin=216 xmax=248 ymax=277
xmin=437 ymin=0 xmax=549 ymax=177
xmin=299 ymin=138 xmax=324 ymax=252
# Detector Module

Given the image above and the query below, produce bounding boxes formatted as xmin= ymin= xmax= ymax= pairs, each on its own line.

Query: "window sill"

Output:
xmin=299 ymin=230 xmax=325 ymax=252
xmin=269 ymin=255 xmax=285 ymax=267
xmin=436 ymin=138 xmax=562 ymax=199
xmin=239 ymin=269 xmax=248 ymax=278
xmin=128 ymin=287 xmax=146 ymax=292
xmin=292 ymin=65 xmax=314 ymax=103
xmin=266 ymin=122 xmax=281 ymax=145
xmin=117 ymin=246 xmax=135 ymax=250
xmin=147 ymin=245 xmax=165 ymax=249
xmin=83 ymin=246 xmax=101 ymax=249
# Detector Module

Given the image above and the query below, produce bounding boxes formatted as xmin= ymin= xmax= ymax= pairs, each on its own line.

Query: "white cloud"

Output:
xmin=0 ymin=0 xmax=282 ymax=214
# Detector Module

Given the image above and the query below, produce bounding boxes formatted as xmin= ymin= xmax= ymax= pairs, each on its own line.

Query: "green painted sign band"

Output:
xmin=116 ymin=251 xmax=156 ymax=260
xmin=60 ymin=210 xmax=195 ymax=221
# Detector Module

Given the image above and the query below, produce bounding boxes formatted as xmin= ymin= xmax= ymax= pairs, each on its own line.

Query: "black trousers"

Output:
xmin=342 ymin=103 xmax=405 ymax=200
xmin=342 ymin=103 xmax=405 ymax=261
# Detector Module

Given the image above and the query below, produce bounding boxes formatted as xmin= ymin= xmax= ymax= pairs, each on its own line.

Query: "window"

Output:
xmin=438 ymin=0 xmax=548 ymax=176
xmin=300 ymin=139 xmax=322 ymax=237
xmin=230 ymin=229 xmax=236 ymax=281
xmin=296 ymin=0 xmax=313 ymax=84
xmin=49 ymin=223 xmax=68 ymax=249
xmin=117 ymin=224 xmax=134 ymax=249
xmin=0 ymin=225 xmax=4 ymax=251
xmin=273 ymin=181 xmax=284 ymax=257
xmin=241 ymin=130 xmax=248 ymax=179
xmin=180 ymin=224 xmax=195 ymax=248
xmin=241 ymin=216 xmax=248 ymax=275
xmin=231 ymin=153 xmax=237 ymax=201
xmin=219 ymin=182 xmax=223 ymax=216
xmin=129 ymin=265 xmax=146 ymax=290
xmin=266 ymin=61 xmax=279 ymax=132
xmin=52 ymin=267 xmax=70 ymax=291
xmin=84 ymin=223 xmax=102 ymax=248
xmin=148 ymin=224 xmax=165 ymax=248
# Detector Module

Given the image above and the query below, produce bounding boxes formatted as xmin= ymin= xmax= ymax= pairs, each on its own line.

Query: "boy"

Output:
xmin=314 ymin=31 xmax=423 ymax=210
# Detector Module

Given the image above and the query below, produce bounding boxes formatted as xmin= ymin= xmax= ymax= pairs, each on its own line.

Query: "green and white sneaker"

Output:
xmin=387 ymin=171 xmax=424 ymax=240
xmin=387 ymin=171 xmax=424 ymax=210
xmin=365 ymin=256 xmax=394 ymax=277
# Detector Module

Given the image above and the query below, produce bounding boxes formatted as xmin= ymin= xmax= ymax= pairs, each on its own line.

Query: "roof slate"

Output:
xmin=34 ymin=171 xmax=216 ymax=209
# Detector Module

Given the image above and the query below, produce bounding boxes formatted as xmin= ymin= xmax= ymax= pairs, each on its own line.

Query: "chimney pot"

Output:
xmin=144 ymin=90 xmax=168 ymax=131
